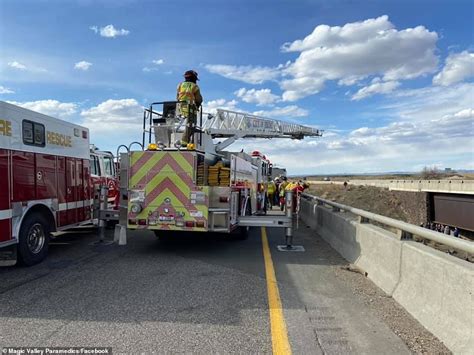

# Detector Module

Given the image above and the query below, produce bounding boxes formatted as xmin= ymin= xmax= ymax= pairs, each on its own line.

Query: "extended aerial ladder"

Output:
xmin=143 ymin=102 xmax=322 ymax=154
xmin=203 ymin=109 xmax=322 ymax=151
xmin=112 ymin=101 xmax=322 ymax=248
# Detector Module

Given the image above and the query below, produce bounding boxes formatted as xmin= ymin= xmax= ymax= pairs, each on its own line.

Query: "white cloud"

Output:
xmin=0 ymin=85 xmax=14 ymax=94
xmin=80 ymin=99 xmax=143 ymax=133
xmin=228 ymin=82 xmax=474 ymax=174
xmin=281 ymin=15 xmax=438 ymax=101
xmin=234 ymin=88 xmax=279 ymax=106
xmin=253 ymin=105 xmax=309 ymax=118
xmin=351 ymin=79 xmax=400 ymax=100
xmin=143 ymin=59 xmax=165 ymax=72
xmin=90 ymin=24 xmax=130 ymax=38
xmin=202 ymin=99 xmax=239 ymax=114
xmin=433 ymin=51 xmax=474 ymax=86
xmin=205 ymin=64 xmax=282 ymax=84
xmin=74 ymin=61 xmax=92 ymax=71
xmin=204 ymin=16 xmax=439 ymax=101
xmin=386 ymin=82 xmax=474 ymax=124
xmin=7 ymin=100 xmax=77 ymax=118
xmin=8 ymin=61 xmax=27 ymax=70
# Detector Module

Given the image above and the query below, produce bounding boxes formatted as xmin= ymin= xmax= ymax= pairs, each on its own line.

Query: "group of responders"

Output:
xmin=1 ymin=348 xmax=111 ymax=355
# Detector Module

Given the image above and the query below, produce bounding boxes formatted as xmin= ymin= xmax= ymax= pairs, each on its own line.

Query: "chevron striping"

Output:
xmin=133 ymin=153 xmax=194 ymax=188
xmin=130 ymin=152 xmax=159 ymax=187
xmin=146 ymin=173 xmax=191 ymax=202
xmin=172 ymin=152 xmax=194 ymax=171
xmin=182 ymin=152 xmax=194 ymax=166
xmin=146 ymin=179 xmax=191 ymax=207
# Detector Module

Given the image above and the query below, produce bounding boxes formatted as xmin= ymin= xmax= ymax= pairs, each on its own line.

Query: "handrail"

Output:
xmin=301 ymin=192 xmax=474 ymax=255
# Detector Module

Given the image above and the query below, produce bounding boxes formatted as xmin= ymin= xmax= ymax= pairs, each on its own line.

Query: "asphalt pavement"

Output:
xmin=0 ymin=219 xmax=410 ymax=354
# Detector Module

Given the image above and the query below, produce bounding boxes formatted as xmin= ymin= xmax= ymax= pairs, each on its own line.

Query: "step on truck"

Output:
xmin=115 ymin=101 xmax=322 ymax=242
xmin=0 ymin=101 xmax=118 ymax=265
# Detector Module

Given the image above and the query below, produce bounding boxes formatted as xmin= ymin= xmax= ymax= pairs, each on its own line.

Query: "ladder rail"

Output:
xmin=202 ymin=109 xmax=322 ymax=139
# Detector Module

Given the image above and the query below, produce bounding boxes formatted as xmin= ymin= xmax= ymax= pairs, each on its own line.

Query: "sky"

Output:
xmin=1 ymin=0 xmax=473 ymax=174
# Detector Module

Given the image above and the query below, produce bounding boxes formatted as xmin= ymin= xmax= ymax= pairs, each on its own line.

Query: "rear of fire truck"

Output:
xmin=126 ymin=149 xmax=258 ymax=237
xmin=116 ymin=100 xmax=321 ymax=242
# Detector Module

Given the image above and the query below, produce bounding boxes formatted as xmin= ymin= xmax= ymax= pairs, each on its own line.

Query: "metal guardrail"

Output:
xmin=301 ymin=193 xmax=474 ymax=255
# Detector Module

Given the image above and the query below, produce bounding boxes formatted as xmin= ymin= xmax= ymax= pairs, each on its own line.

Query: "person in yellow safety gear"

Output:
xmin=177 ymin=70 xmax=203 ymax=146
xmin=279 ymin=177 xmax=288 ymax=211
xmin=267 ymin=180 xmax=276 ymax=209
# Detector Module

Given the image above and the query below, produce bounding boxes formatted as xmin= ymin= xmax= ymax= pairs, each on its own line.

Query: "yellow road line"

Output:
xmin=261 ymin=226 xmax=292 ymax=355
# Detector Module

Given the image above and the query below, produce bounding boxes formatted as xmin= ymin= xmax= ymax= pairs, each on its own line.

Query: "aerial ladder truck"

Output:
xmin=114 ymin=101 xmax=322 ymax=243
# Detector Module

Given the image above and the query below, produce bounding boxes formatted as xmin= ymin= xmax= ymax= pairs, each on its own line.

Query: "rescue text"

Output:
xmin=47 ymin=131 xmax=72 ymax=147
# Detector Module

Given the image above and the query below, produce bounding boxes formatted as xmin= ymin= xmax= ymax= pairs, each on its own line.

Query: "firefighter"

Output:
xmin=267 ymin=179 xmax=276 ymax=209
xmin=279 ymin=176 xmax=288 ymax=211
xmin=177 ymin=70 xmax=203 ymax=146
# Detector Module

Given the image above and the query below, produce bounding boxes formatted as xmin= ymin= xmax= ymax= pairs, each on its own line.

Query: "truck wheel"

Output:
xmin=154 ymin=230 xmax=172 ymax=242
xmin=18 ymin=212 xmax=50 ymax=266
xmin=236 ymin=226 xmax=249 ymax=240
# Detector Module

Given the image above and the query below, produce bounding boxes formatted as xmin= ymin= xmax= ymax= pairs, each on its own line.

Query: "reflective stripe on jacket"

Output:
xmin=177 ymin=82 xmax=203 ymax=116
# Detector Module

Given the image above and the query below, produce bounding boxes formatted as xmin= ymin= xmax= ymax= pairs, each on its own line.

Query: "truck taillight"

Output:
xmin=196 ymin=221 xmax=205 ymax=228
xmin=185 ymin=221 xmax=195 ymax=228
xmin=129 ymin=219 xmax=137 ymax=225
xmin=138 ymin=219 xmax=147 ymax=225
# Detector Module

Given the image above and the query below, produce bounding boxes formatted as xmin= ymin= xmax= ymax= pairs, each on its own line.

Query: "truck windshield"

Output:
xmin=104 ymin=156 xmax=114 ymax=176
xmin=90 ymin=155 xmax=100 ymax=176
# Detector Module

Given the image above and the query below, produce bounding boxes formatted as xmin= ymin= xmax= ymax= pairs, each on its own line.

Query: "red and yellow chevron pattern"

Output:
xmin=127 ymin=151 xmax=208 ymax=231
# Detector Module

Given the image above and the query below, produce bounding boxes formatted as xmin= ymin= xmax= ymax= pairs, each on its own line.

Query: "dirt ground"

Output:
xmin=306 ymin=183 xmax=473 ymax=262
xmin=307 ymin=183 xmax=427 ymax=224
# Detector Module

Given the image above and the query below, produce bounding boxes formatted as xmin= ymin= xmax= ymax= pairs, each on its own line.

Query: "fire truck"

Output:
xmin=90 ymin=144 xmax=119 ymax=212
xmin=115 ymin=102 xmax=321 ymax=242
xmin=0 ymin=101 xmax=117 ymax=266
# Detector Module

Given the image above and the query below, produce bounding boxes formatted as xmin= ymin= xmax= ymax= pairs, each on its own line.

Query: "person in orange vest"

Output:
xmin=177 ymin=70 xmax=203 ymax=146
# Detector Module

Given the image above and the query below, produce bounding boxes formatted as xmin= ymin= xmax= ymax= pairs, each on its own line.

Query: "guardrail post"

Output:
xmin=358 ymin=216 xmax=369 ymax=224
xmin=396 ymin=229 xmax=413 ymax=240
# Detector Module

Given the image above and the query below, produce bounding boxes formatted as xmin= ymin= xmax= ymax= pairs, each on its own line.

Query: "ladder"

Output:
xmin=202 ymin=109 xmax=322 ymax=140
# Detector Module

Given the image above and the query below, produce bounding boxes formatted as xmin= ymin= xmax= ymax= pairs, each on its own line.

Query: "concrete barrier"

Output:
xmin=393 ymin=242 xmax=474 ymax=353
xmin=299 ymin=197 xmax=474 ymax=353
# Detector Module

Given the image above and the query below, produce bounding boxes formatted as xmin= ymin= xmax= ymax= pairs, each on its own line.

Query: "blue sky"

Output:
xmin=1 ymin=0 xmax=473 ymax=174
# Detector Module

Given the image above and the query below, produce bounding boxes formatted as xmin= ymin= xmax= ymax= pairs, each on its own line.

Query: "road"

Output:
xmin=0 ymin=221 xmax=411 ymax=354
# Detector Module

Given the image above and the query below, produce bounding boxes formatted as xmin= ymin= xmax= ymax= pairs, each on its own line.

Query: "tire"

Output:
xmin=154 ymin=230 xmax=172 ymax=242
xmin=18 ymin=212 xmax=50 ymax=266
xmin=236 ymin=226 xmax=249 ymax=240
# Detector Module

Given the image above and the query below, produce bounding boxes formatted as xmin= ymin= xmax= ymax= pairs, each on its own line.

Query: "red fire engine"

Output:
xmin=90 ymin=145 xmax=119 ymax=211
xmin=0 ymin=101 xmax=117 ymax=265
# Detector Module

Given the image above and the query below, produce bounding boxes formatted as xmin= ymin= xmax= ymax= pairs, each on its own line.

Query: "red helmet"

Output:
xmin=184 ymin=70 xmax=199 ymax=81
